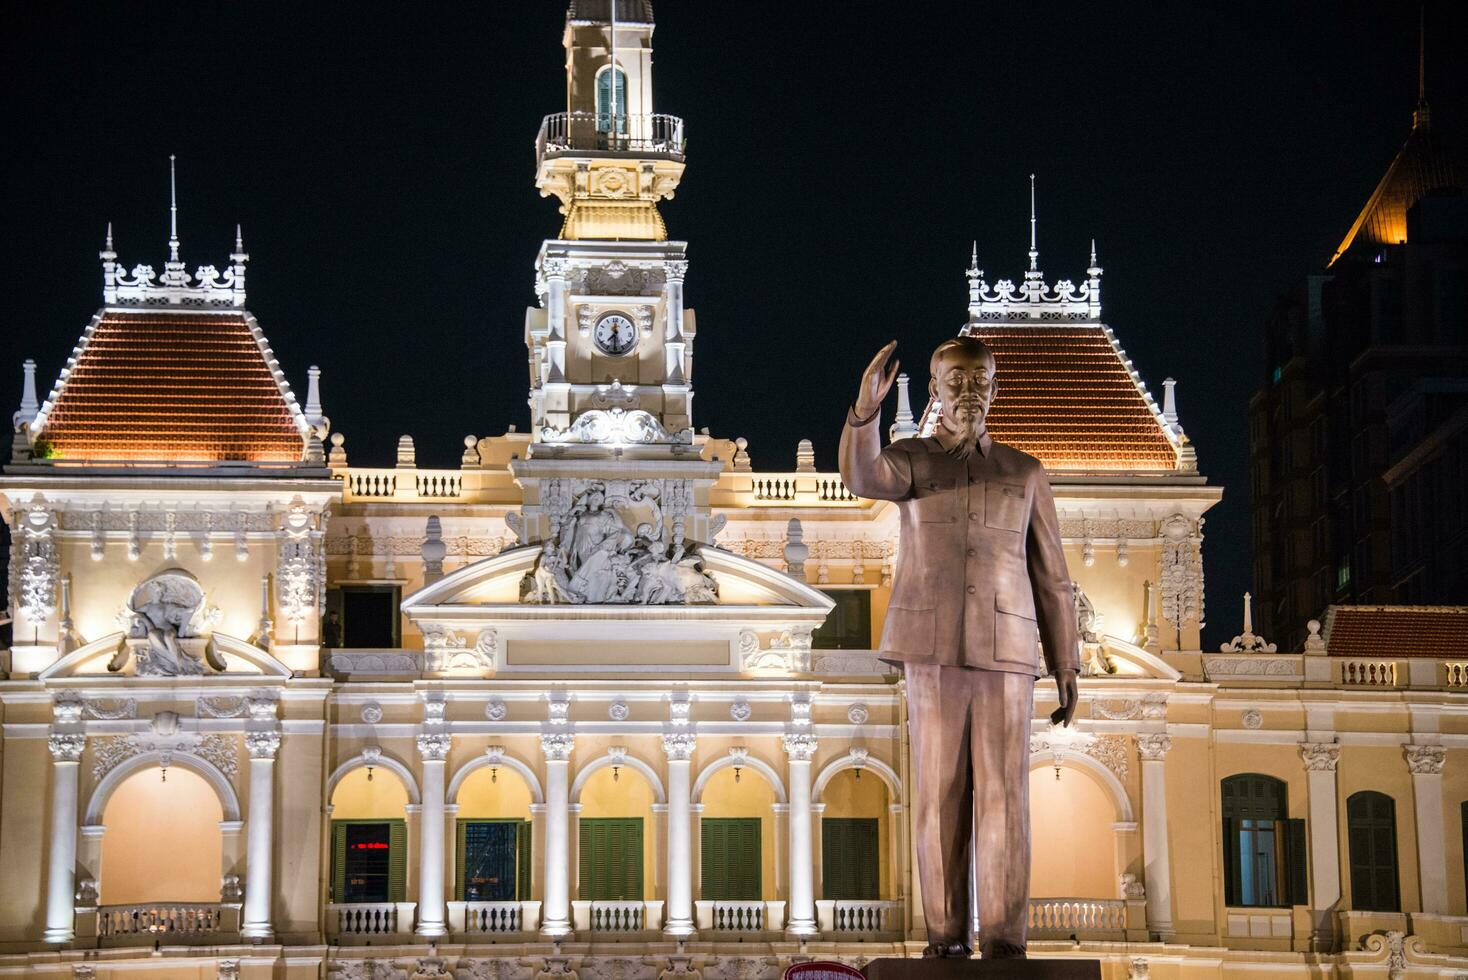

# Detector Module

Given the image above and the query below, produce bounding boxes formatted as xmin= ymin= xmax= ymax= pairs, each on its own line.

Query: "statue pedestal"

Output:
xmin=863 ymin=959 xmax=1102 ymax=979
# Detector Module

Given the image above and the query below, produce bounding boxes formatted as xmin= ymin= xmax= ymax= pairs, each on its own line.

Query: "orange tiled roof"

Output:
xmin=37 ymin=311 xmax=305 ymax=463
xmin=1328 ymin=121 xmax=1466 ymax=266
xmin=1323 ymin=605 xmax=1468 ymax=659
xmin=961 ymin=324 xmax=1179 ymax=472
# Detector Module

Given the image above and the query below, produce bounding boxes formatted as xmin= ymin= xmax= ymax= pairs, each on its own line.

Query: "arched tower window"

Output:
xmin=595 ymin=65 xmax=628 ymax=135
xmin=1347 ymin=791 xmax=1400 ymax=912
xmin=1221 ymin=774 xmax=1307 ymax=908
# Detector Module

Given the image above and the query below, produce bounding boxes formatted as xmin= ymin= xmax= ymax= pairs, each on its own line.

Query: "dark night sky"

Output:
xmin=3 ymin=1 xmax=1466 ymax=648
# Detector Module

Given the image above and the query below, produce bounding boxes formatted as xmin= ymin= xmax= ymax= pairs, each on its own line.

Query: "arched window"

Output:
xmin=1221 ymin=774 xmax=1307 ymax=907
xmin=1347 ymin=791 xmax=1400 ymax=912
xmin=595 ymin=65 xmax=628 ymax=135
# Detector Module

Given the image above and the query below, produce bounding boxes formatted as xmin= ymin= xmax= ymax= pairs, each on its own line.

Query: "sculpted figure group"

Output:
xmin=522 ymin=482 xmax=717 ymax=605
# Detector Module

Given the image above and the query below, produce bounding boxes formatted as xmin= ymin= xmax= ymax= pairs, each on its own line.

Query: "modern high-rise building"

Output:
xmin=1249 ymin=62 xmax=1468 ymax=650
xmin=1 ymin=6 xmax=1466 ymax=979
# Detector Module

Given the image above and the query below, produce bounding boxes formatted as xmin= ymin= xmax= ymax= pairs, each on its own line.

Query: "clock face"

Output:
xmin=593 ymin=312 xmax=638 ymax=356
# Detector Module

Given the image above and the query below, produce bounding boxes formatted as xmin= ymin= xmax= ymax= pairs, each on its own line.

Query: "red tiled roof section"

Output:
xmin=970 ymin=324 xmax=1178 ymax=471
xmin=40 ymin=311 xmax=303 ymax=463
xmin=1325 ymin=605 xmax=1468 ymax=659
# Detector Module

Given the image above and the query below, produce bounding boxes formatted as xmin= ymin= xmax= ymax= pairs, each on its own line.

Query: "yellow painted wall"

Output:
xmin=60 ymin=540 xmax=280 ymax=651
xmin=699 ymin=766 xmax=778 ymax=901
xmin=0 ymin=739 xmax=48 ymax=942
xmin=579 ymin=764 xmax=657 ymax=901
xmin=457 ymin=766 xmax=533 ymax=818
xmin=99 ymin=766 xmax=222 ymax=904
xmin=1030 ymin=766 xmax=1119 ymax=898
xmin=330 ymin=766 xmax=409 ymax=819
xmin=821 ymin=768 xmax=891 ymax=899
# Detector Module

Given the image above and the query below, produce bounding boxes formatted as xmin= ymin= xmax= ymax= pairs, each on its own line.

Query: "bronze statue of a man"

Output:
xmin=839 ymin=337 xmax=1079 ymax=960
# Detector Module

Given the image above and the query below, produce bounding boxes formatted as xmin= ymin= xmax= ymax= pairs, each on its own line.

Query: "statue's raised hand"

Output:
xmin=855 ymin=341 xmax=900 ymax=420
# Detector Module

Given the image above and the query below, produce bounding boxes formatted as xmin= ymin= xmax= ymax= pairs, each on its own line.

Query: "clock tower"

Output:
xmin=526 ymin=0 xmax=695 ymax=453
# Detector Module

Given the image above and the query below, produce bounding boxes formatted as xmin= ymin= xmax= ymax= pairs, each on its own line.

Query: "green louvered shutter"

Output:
xmin=580 ymin=818 xmax=643 ymax=900
xmin=388 ymin=818 xmax=408 ymax=902
xmin=455 ymin=820 xmax=468 ymax=899
xmin=331 ymin=822 xmax=349 ymax=902
xmin=822 ymin=819 xmax=879 ymax=900
xmin=1283 ymin=818 xmax=1309 ymax=906
xmin=1221 ymin=816 xmax=1238 ymax=906
xmin=517 ymin=820 xmax=533 ymax=900
xmin=702 ymin=819 xmax=760 ymax=900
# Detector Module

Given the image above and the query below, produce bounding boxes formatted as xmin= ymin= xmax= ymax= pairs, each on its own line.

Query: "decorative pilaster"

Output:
xmin=415 ymin=731 xmax=452 ymax=938
xmin=783 ymin=733 xmax=819 ymax=937
xmin=1135 ymin=734 xmax=1173 ymax=938
xmin=241 ymin=731 xmax=281 ymax=939
xmin=540 ymin=732 xmax=575 ymax=938
xmin=45 ymin=733 xmax=85 ymax=943
xmin=1300 ymin=740 xmax=1341 ymax=947
xmin=662 ymin=733 xmax=697 ymax=938
xmin=1405 ymin=744 xmax=1448 ymax=914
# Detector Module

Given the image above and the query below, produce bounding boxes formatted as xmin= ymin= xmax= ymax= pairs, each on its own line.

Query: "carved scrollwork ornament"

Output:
xmin=48 ymin=733 xmax=86 ymax=762
xmin=1404 ymin=743 xmax=1446 ymax=775
xmin=417 ymin=733 xmax=451 ymax=761
xmin=245 ymin=731 xmax=282 ymax=760
xmin=541 ymin=732 xmax=575 ymax=762
xmin=782 ymin=733 xmax=818 ymax=762
xmin=662 ymin=732 xmax=697 ymax=761
xmin=1299 ymin=741 xmax=1341 ymax=772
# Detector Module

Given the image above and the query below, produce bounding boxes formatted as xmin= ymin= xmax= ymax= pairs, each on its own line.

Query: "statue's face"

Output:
xmin=931 ymin=347 xmax=997 ymax=430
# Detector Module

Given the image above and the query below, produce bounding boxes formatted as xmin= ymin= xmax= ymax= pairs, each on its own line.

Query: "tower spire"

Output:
xmin=168 ymin=154 xmax=180 ymax=262
xmin=1413 ymin=6 xmax=1430 ymax=130
xmin=1024 ymin=173 xmax=1042 ymax=282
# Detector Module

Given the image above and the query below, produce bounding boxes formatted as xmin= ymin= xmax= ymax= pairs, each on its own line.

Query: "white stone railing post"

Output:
xmin=416 ymin=732 xmax=451 ymax=938
xmin=1300 ymin=740 xmax=1341 ymax=948
xmin=663 ymin=733 xmax=696 ymax=938
xmin=44 ymin=733 xmax=85 ymax=943
xmin=1136 ymin=734 xmax=1174 ymax=938
xmin=541 ymin=733 xmax=575 ymax=938
xmin=1406 ymin=744 xmax=1448 ymax=914
xmin=783 ymin=733 xmax=819 ymax=938
xmin=241 ymin=731 xmax=281 ymax=939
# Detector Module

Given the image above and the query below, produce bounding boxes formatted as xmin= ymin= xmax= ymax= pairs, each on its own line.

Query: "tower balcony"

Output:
xmin=535 ymin=111 xmax=686 ymax=166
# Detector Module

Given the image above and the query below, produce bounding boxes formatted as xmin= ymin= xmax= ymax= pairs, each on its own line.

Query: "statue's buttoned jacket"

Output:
xmin=839 ymin=414 xmax=1078 ymax=676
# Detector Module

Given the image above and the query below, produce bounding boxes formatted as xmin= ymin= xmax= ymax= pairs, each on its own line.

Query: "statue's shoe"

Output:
xmin=979 ymin=939 xmax=1027 ymax=960
xmin=921 ymin=942 xmax=973 ymax=959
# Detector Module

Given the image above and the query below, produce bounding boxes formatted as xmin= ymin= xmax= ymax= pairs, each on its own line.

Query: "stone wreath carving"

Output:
xmin=521 ymin=480 xmax=716 ymax=605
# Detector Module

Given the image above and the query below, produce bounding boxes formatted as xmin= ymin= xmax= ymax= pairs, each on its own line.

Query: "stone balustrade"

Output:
xmin=816 ymin=899 xmax=902 ymax=937
xmin=326 ymin=902 xmax=415 ymax=940
xmin=450 ymin=900 xmax=541 ymax=936
xmin=97 ymin=903 xmax=226 ymax=939
xmin=572 ymin=899 xmax=661 ymax=934
xmin=1027 ymin=897 xmax=1128 ymax=940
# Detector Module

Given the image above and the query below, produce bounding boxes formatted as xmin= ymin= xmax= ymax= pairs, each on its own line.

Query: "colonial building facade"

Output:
xmin=2 ymin=5 xmax=1467 ymax=979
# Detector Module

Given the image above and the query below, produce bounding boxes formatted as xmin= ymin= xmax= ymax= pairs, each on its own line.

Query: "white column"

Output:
xmin=541 ymin=733 xmax=575 ymax=938
xmin=783 ymin=733 xmax=819 ymax=938
xmin=1137 ymin=734 xmax=1174 ymax=938
xmin=416 ymin=733 xmax=451 ymax=938
xmin=1300 ymin=741 xmax=1341 ymax=947
xmin=663 ymin=734 xmax=696 ymax=937
xmin=44 ymin=733 xmax=85 ymax=943
xmin=241 ymin=732 xmax=281 ymax=939
xmin=1406 ymin=745 xmax=1449 ymax=914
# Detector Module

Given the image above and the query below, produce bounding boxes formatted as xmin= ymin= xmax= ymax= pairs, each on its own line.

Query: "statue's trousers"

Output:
xmin=906 ymin=663 xmax=1035 ymax=953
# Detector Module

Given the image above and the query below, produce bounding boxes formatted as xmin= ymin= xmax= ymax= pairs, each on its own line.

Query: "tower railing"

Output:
xmin=536 ymin=112 xmax=686 ymax=163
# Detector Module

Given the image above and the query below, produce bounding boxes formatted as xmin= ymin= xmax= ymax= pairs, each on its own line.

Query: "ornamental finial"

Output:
xmin=1413 ymin=5 xmax=1431 ymax=130
xmin=105 ymin=222 xmax=114 ymax=253
xmin=235 ymin=223 xmax=244 ymax=252
xmin=168 ymin=154 xmax=180 ymax=263
xmin=1027 ymin=173 xmax=1040 ymax=276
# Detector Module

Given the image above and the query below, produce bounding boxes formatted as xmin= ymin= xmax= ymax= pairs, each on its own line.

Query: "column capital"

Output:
xmin=48 ymin=732 xmax=85 ymax=763
xmin=417 ymin=732 xmax=452 ymax=762
xmin=662 ymin=732 xmax=697 ymax=761
xmin=782 ymin=732 xmax=818 ymax=762
xmin=1405 ymin=744 xmax=1446 ymax=775
xmin=663 ymin=259 xmax=689 ymax=283
xmin=541 ymin=732 xmax=575 ymax=762
xmin=1136 ymin=733 xmax=1172 ymax=762
xmin=245 ymin=731 xmax=281 ymax=760
xmin=1300 ymin=741 xmax=1341 ymax=772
